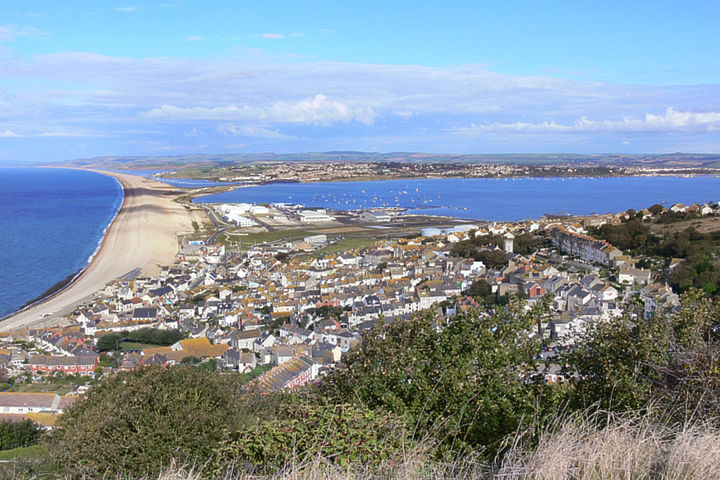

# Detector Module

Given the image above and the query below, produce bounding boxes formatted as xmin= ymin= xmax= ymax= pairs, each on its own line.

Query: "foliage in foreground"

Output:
xmin=51 ymin=365 xmax=247 ymax=478
xmin=563 ymin=290 xmax=720 ymax=420
xmin=324 ymin=300 xmax=562 ymax=458
xmin=210 ymin=402 xmax=414 ymax=476
xmin=50 ymin=366 xmax=412 ymax=479
xmin=497 ymin=412 xmax=720 ymax=480
xmin=42 ymin=291 xmax=720 ymax=479
xmin=15 ymin=413 xmax=720 ymax=479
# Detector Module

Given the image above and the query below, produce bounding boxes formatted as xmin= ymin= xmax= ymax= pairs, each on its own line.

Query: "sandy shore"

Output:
xmin=0 ymin=170 xmax=192 ymax=332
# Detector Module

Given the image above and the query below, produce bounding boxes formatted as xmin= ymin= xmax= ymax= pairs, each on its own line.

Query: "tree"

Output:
xmin=477 ymin=249 xmax=509 ymax=269
xmin=126 ymin=327 xmax=185 ymax=346
xmin=514 ymin=233 xmax=542 ymax=255
xmin=466 ymin=278 xmax=498 ymax=305
xmin=96 ymin=333 xmax=123 ymax=352
xmin=200 ymin=358 xmax=218 ymax=372
xmin=649 ymin=204 xmax=665 ymax=216
xmin=0 ymin=420 xmax=43 ymax=451
xmin=467 ymin=278 xmax=492 ymax=298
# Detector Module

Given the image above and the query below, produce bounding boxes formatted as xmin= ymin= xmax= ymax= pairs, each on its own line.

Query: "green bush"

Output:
xmin=325 ymin=300 xmax=562 ymax=458
xmin=211 ymin=401 xmax=413 ymax=475
xmin=50 ymin=365 xmax=245 ymax=478
xmin=563 ymin=290 xmax=720 ymax=421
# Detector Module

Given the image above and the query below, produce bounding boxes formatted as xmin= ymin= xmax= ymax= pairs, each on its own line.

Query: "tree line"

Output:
xmin=96 ymin=327 xmax=186 ymax=352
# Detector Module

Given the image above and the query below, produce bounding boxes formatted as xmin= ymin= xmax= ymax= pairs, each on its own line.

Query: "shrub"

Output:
xmin=50 ymin=365 xmax=245 ymax=478
xmin=325 ymin=300 xmax=562 ymax=458
xmin=563 ymin=290 xmax=720 ymax=421
xmin=211 ymin=401 xmax=414 ymax=476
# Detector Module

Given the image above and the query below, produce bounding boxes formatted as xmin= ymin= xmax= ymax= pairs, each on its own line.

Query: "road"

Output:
xmin=199 ymin=205 xmax=232 ymax=245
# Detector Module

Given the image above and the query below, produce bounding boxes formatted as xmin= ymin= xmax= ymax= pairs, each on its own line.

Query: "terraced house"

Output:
xmin=549 ymin=226 xmax=622 ymax=266
xmin=27 ymin=355 xmax=98 ymax=376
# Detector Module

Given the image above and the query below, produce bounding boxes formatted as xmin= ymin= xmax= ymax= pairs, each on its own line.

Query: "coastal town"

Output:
xmin=161 ymin=159 xmax=720 ymax=186
xmin=2 ymin=189 xmax=715 ymax=426
xmin=6 ymin=1 xmax=720 ymax=476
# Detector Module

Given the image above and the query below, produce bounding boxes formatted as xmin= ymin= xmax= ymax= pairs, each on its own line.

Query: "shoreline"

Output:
xmin=0 ymin=169 xmax=125 ymax=323
xmin=0 ymin=169 xmax=192 ymax=332
xmin=4 ymin=270 xmax=82 ymax=319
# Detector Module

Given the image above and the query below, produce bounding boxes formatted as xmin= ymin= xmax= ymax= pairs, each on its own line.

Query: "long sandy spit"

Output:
xmin=0 ymin=170 xmax=192 ymax=332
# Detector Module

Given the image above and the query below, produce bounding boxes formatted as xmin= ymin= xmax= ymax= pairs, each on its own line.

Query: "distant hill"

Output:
xmin=56 ymin=152 xmax=720 ymax=170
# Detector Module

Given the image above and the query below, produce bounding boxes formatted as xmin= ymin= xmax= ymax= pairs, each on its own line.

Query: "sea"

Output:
xmin=194 ymin=175 xmax=720 ymax=221
xmin=0 ymin=168 xmax=123 ymax=319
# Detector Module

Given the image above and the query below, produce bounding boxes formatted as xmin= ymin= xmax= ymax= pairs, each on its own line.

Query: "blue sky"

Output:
xmin=2 ymin=1 xmax=720 ymax=162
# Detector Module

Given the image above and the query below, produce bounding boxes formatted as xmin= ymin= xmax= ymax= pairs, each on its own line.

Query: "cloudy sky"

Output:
xmin=2 ymin=1 xmax=720 ymax=162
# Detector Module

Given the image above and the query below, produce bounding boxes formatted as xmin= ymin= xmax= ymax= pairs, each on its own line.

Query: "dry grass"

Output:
xmin=649 ymin=215 xmax=720 ymax=234
xmin=496 ymin=413 xmax=720 ymax=480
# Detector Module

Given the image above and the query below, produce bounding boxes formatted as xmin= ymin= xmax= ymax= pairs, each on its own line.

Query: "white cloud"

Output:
xmin=257 ymin=33 xmax=284 ymax=40
xmin=115 ymin=6 xmax=138 ymax=13
xmin=3 ymin=50 xmax=720 ymax=154
xmin=270 ymin=94 xmax=375 ymax=125
xmin=0 ymin=129 xmax=98 ymax=138
xmin=186 ymin=35 xmax=205 ymax=42
xmin=217 ymin=124 xmax=295 ymax=139
xmin=37 ymin=131 xmax=88 ymax=137
xmin=183 ymin=127 xmax=205 ymax=137
xmin=453 ymin=108 xmax=720 ymax=136
xmin=0 ymin=25 xmax=43 ymax=42
xmin=144 ymin=95 xmax=376 ymax=126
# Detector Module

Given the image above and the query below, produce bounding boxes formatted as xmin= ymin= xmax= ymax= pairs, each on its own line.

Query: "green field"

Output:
xmin=221 ymin=228 xmax=312 ymax=248
xmin=120 ymin=341 xmax=158 ymax=352
xmin=315 ymin=237 xmax=375 ymax=254
xmin=0 ymin=444 xmax=48 ymax=461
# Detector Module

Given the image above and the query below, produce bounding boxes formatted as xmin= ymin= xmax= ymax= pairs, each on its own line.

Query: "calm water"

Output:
xmin=195 ymin=176 xmax=720 ymax=221
xmin=0 ymin=168 xmax=123 ymax=319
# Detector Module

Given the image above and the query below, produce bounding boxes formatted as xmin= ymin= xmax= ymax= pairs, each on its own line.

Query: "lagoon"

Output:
xmin=194 ymin=176 xmax=720 ymax=221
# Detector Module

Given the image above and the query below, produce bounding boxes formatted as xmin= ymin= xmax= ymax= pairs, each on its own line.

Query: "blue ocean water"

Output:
xmin=0 ymin=168 xmax=123 ymax=319
xmin=195 ymin=176 xmax=720 ymax=221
